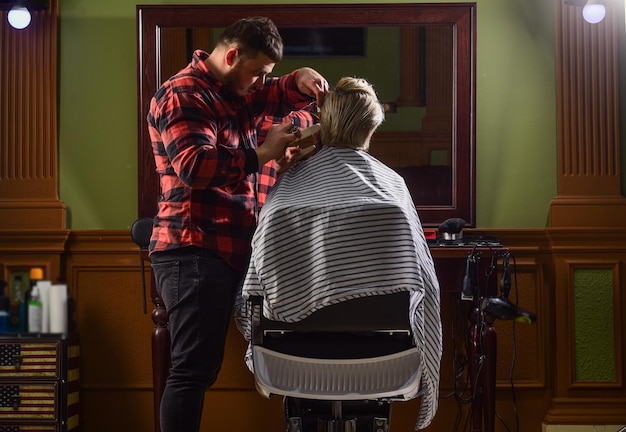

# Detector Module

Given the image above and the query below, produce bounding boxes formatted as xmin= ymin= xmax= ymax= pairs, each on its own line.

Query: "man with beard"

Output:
xmin=146 ymin=16 xmax=328 ymax=432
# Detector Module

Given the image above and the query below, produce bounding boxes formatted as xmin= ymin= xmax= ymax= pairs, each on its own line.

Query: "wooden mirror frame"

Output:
xmin=136 ymin=3 xmax=476 ymax=227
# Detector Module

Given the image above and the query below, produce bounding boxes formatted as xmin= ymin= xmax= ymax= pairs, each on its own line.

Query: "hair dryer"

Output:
xmin=461 ymin=251 xmax=476 ymax=300
xmin=481 ymin=253 xmax=537 ymax=324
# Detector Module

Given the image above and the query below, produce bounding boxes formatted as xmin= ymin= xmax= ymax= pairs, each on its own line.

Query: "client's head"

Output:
xmin=319 ymin=77 xmax=385 ymax=151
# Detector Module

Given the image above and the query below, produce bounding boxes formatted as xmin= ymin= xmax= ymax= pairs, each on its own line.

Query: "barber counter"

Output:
xmin=429 ymin=235 xmax=534 ymax=432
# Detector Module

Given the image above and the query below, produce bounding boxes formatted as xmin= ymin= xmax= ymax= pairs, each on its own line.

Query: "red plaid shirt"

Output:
xmin=256 ymin=109 xmax=318 ymax=204
xmin=147 ymin=50 xmax=317 ymax=269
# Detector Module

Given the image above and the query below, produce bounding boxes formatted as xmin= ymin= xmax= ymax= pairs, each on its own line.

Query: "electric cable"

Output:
xmin=493 ymin=251 xmax=522 ymax=432
xmin=449 ymin=246 xmax=530 ymax=432
xmin=490 ymin=250 xmax=513 ymax=432
xmin=509 ymin=254 xmax=521 ymax=431
xmin=442 ymin=291 xmax=472 ymax=432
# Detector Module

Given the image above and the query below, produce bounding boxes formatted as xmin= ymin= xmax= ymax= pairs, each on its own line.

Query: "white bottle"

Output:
xmin=28 ymin=284 xmax=43 ymax=333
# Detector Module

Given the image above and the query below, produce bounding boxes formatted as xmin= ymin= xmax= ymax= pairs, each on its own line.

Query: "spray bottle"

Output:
xmin=28 ymin=283 xmax=43 ymax=333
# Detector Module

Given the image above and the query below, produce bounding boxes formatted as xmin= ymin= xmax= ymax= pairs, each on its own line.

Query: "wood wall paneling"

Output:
xmin=60 ymin=229 xmax=567 ymax=432
xmin=551 ymin=0 xmax=626 ymax=227
xmin=0 ymin=0 xmax=67 ymax=292
xmin=0 ymin=0 xmax=64 ymax=230
xmin=546 ymin=228 xmax=626 ymax=425
xmin=546 ymin=1 xmax=626 ymax=422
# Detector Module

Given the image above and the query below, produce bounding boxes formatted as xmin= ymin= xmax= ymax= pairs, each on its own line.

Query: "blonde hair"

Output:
xmin=319 ymin=77 xmax=385 ymax=151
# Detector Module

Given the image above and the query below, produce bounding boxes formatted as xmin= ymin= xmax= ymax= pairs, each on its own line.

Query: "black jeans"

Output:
xmin=151 ymin=246 xmax=244 ymax=432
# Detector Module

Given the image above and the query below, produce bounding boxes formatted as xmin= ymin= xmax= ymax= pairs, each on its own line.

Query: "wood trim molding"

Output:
xmin=547 ymin=227 xmax=626 ymax=252
xmin=551 ymin=0 xmax=626 ymax=227
xmin=0 ymin=0 xmax=64 ymax=230
xmin=544 ymin=397 xmax=626 ymax=425
xmin=0 ymin=228 xmax=69 ymax=283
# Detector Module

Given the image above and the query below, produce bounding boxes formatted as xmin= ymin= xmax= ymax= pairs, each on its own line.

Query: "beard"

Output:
xmin=222 ymin=64 xmax=247 ymax=100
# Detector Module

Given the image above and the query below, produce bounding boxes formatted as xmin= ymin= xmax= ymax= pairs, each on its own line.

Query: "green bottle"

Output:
xmin=28 ymin=283 xmax=43 ymax=333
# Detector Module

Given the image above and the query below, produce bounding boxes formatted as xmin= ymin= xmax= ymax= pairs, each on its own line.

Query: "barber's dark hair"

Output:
xmin=216 ymin=16 xmax=283 ymax=63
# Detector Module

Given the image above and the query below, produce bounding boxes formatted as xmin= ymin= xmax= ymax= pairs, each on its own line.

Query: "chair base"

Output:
xmin=284 ymin=398 xmax=390 ymax=432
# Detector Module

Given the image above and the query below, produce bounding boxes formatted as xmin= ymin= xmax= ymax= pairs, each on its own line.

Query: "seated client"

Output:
xmin=235 ymin=76 xmax=442 ymax=429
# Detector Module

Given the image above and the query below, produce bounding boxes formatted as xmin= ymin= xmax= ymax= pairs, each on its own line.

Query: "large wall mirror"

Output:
xmin=137 ymin=3 xmax=476 ymax=227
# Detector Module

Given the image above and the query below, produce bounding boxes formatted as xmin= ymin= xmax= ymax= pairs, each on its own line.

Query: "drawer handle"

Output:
xmin=11 ymin=394 xmax=20 ymax=410
xmin=12 ymin=354 xmax=23 ymax=370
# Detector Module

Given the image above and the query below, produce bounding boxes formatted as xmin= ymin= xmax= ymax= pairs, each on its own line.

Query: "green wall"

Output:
xmin=59 ymin=0 xmax=561 ymax=230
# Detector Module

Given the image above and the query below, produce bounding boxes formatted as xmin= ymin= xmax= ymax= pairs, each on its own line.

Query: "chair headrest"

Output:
xmin=130 ymin=218 xmax=153 ymax=249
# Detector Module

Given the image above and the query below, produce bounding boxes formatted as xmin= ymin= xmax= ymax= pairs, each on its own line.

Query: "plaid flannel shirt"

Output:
xmin=147 ymin=49 xmax=316 ymax=269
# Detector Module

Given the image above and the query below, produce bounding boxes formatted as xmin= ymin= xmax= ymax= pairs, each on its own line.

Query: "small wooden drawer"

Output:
xmin=0 ymin=425 xmax=59 ymax=431
xmin=0 ymin=381 xmax=58 ymax=420
xmin=0 ymin=334 xmax=78 ymax=432
xmin=0 ymin=342 xmax=60 ymax=380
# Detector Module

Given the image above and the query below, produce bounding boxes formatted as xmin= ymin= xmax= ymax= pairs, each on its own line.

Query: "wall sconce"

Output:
xmin=8 ymin=6 xmax=30 ymax=29
xmin=582 ymin=0 xmax=606 ymax=23
xmin=0 ymin=0 xmax=49 ymax=29
xmin=564 ymin=0 xmax=607 ymax=24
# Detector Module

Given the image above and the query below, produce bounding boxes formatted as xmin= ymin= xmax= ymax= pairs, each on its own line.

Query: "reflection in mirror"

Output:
xmin=138 ymin=4 xmax=475 ymax=227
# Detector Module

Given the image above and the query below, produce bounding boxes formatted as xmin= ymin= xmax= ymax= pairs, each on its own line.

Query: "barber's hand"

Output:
xmin=255 ymin=122 xmax=301 ymax=166
xmin=276 ymin=145 xmax=302 ymax=169
xmin=277 ymin=143 xmax=321 ymax=175
xmin=295 ymin=67 xmax=329 ymax=109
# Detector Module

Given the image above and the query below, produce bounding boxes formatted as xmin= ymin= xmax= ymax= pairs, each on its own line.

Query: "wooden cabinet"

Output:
xmin=0 ymin=333 xmax=79 ymax=431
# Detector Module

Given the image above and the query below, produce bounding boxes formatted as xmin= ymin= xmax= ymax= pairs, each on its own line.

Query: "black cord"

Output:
xmin=495 ymin=251 xmax=521 ymax=432
xmin=496 ymin=410 xmax=513 ymax=432
xmin=510 ymin=254 xmax=520 ymax=431
xmin=444 ymin=288 xmax=479 ymax=432
xmin=507 ymin=320 xmax=520 ymax=432
xmin=450 ymin=247 xmax=525 ymax=432
xmin=442 ymin=295 xmax=470 ymax=399
xmin=443 ymin=293 xmax=473 ymax=432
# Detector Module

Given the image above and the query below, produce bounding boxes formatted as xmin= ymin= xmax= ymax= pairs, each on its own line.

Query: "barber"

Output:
xmin=146 ymin=16 xmax=328 ymax=432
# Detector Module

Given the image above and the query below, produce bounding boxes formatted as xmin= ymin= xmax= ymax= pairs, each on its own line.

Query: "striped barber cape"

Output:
xmin=235 ymin=146 xmax=442 ymax=429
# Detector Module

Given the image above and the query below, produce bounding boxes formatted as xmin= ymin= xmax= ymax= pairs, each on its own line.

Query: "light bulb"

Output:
xmin=7 ymin=6 xmax=31 ymax=29
xmin=582 ymin=2 xmax=606 ymax=24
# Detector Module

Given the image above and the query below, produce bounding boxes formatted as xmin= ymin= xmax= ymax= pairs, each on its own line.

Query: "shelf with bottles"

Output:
xmin=0 ymin=267 xmax=74 ymax=335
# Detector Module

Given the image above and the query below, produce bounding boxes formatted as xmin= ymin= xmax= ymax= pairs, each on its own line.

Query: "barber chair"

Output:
xmin=247 ymin=291 xmax=421 ymax=432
